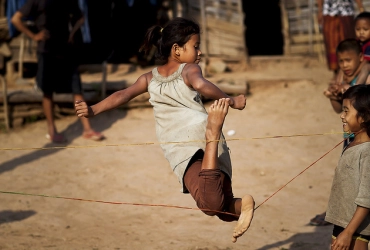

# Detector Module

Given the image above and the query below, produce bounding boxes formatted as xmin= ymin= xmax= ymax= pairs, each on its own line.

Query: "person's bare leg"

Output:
xmin=43 ymin=94 xmax=57 ymax=137
xmin=203 ymin=98 xmax=255 ymax=242
xmin=348 ymin=238 xmax=368 ymax=250
xmin=74 ymin=94 xmax=93 ymax=132
xmin=230 ymin=195 xmax=255 ymax=243
xmin=202 ymin=98 xmax=229 ymax=170
xmin=74 ymin=94 xmax=104 ymax=140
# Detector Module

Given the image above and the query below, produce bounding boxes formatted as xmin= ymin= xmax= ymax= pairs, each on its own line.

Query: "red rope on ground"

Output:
xmin=0 ymin=190 xmax=239 ymax=217
xmin=0 ymin=138 xmax=347 ymax=215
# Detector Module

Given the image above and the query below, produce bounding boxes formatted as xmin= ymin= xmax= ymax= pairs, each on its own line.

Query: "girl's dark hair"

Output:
xmin=140 ymin=17 xmax=200 ymax=64
xmin=336 ymin=38 xmax=362 ymax=54
xmin=343 ymin=84 xmax=370 ymax=136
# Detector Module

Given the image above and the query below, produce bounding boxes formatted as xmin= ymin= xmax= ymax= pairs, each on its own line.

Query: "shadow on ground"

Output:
xmin=0 ymin=210 xmax=37 ymax=225
xmin=257 ymin=225 xmax=332 ymax=250
xmin=0 ymin=109 xmax=127 ymax=174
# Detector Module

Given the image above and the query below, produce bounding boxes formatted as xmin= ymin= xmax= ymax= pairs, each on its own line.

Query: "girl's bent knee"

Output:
xmin=196 ymin=197 xmax=224 ymax=216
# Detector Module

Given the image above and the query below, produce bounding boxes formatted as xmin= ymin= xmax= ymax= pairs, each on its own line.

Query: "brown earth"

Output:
xmin=0 ymin=56 xmax=349 ymax=249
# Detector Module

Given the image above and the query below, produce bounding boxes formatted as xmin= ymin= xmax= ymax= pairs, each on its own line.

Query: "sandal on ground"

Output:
xmin=82 ymin=131 xmax=105 ymax=141
xmin=45 ymin=133 xmax=67 ymax=143
xmin=309 ymin=212 xmax=331 ymax=226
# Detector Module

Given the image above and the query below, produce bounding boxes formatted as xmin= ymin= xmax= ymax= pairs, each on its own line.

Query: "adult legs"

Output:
xmin=43 ymin=94 xmax=66 ymax=143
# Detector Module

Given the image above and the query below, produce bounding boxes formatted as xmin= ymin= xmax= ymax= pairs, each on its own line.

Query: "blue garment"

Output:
xmin=350 ymin=76 xmax=358 ymax=86
xmin=126 ymin=0 xmax=157 ymax=7
xmin=6 ymin=0 xmax=27 ymax=38
xmin=78 ymin=0 xmax=91 ymax=43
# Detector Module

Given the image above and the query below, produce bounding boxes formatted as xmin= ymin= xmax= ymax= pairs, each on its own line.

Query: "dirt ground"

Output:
xmin=0 ymin=56 xmax=352 ymax=249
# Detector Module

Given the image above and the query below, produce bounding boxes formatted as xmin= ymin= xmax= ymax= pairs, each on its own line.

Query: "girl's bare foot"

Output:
xmin=206 ymin=98 xmax=229 ymax=142
xmin=231 ymin=194 xmax=255 ymax=243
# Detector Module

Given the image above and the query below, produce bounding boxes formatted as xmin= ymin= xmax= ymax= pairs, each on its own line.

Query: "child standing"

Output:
xmin=312 ymin=39 xmax=365 ymax=227
xmin=355 ymin=11 xmax=370 ymax=61
xmin=325 ymin=84 xmax=370 ymax=249
xmin=324 ymin=39 xmax=365 ymax=114
xmin=75 ymin=17 xmax=254 ymax=243
xmin=352 ymin=11 xmax=370 ymax=85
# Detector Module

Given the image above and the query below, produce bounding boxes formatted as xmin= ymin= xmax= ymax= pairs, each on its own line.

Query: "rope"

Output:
xmin=254 ymin=138 xmax=345 ymax=210
xmin=0 ymin=137 xmax=346 ymax=215
xmin=0 ymin=190 xmax=239 ymax=217
xmin=0 ymin=131 xmax=344 ymax=151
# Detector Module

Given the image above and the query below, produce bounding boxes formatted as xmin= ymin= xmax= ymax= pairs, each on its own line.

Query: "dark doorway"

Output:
xmin=242 ymin=0 xmax=284 ymax=56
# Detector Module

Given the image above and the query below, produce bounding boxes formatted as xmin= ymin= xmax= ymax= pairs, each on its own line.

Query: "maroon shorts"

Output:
xmin=183 ymin=150 xmax=237 ymax=222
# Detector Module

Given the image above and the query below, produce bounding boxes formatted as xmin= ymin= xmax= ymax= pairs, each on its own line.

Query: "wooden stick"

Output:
xmin=18 ymin=33 xmax=25 ymax=79
xmin=200 ymin=0 xmax=209 ymax=76
xmin=1 ymin=75 xmax=10 ymax=130
xmin=101 ymin=61 xmax=107 ymax=100
xmin=313 ymin=13 xmax=325 ymax=62
xmin=280 ymin=0 xmax=291 ymax=55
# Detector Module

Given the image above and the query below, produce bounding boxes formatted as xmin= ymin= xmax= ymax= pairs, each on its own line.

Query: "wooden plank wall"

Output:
xmin=183 ymin=0 xmax=247 ymax=62
xmin=282 ymin=0 xmax=322 ymax=56
xmin=283 ymin=0 xmax=366 ymax=57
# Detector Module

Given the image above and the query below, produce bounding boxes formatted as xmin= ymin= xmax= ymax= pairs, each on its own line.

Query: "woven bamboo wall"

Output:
xmin=282 ymin=0 xmax=323 ymax=56
xmin=283 ymin=0 xmax=367 ymax=57
xmin=182 ymin=0 xmax=247 ymax=62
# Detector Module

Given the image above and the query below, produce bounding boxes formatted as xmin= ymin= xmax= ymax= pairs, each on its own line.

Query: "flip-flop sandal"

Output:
xmin=82 ymin=131 xmax=105 ymax=141
xmin=45 ymin=134 xmax=67 ymax=143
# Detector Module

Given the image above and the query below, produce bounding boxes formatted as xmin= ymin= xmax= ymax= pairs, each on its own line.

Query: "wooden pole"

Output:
xmin=308 ymin=0 xmax=314 ymax=54
xmin=235 ymin=0 xmax=248 ymax=66
xmin=281 ymin=0 xmax=291 ymax=55
xmin=1 ymin=75 xmax=10 ymax=130
xmin=18 ymin=33 xmax=25 ymax=79
xmin=200 ymin=0 xmax=209 ymax=76
xmin=313 ymin=12 xmax=325 ymax=62
xmin=101 ymin=61 xmax=107 ymax=100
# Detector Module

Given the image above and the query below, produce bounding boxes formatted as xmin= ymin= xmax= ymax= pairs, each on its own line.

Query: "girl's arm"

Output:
xmin=184 ymin=64 xmax=246 ymax=110
xmin=75 ymin=74 xmax=149 ymax=117
xmin=11 ymin=11 xmax=48 ymax=41
xmin=332 ymin=206 xmax=369 ymax=248
xmin=329 ymin=99 xmax=343 ymax=114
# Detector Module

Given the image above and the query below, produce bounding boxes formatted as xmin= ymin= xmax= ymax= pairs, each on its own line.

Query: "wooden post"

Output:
xmin=281 ymin=0 xmax=290 ymax=55
xmin=200 ymin=0 xmax=209 ymax=76
xmin=1 ymin=75 xmax=10 ymax=131
xmin=308 ymin=0 xmax=314 ymax=54
xmin=101 ymin=61 xmax=107 ymax=100
xmin=313 ymin=13 xmax=325 ymax=62
xmin=18 ymin=33 xmax=25 ymax=79
xmin=235 ymin=0 xmax=248 ymax=66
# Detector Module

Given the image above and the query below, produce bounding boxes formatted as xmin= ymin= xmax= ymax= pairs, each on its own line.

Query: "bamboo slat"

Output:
xmin=183 ymin=0 xmax=246 ymax=62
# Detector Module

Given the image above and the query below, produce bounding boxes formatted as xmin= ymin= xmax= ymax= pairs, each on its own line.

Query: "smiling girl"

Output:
xmin=325 ymin=84 xmax=370 ymax=250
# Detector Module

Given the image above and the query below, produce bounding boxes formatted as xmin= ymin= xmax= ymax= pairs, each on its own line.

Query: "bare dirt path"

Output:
xmin=0 ymin=57 xmax=346 ymax=249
